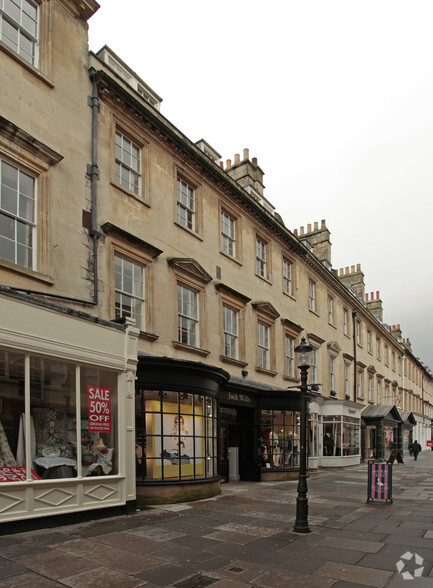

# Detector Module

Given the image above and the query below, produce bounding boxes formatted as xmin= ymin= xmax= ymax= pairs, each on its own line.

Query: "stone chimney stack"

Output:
xmin=402 ymin=338 xmax=412 ymax=352
xmin=225 ymin=148 xmax=265 ymax=197
xmin=365 ymin=291 xmax=383 ymax=322
xmin=390 ymin=323 xmax=402 ymax=342
xmin=294 ymin=220 xmax=331 ymax=266
xmin=337 ymin=264 xmax=365 ymax=300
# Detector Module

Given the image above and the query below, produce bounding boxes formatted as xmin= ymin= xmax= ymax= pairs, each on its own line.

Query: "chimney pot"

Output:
xmin=243 ymin=148 xmax=249 ymax=160
xmin=351 ymin=265 xmax=355 ymax=273
xmin=252 ymin=157 xmax=257 ymax=165
xmin=376 ymin=290 xmax=379 ymax=299
xmin=356 ymin=264 xmax=361 ymax=271
xmin=226 ymin=159 xmax=231 ymax=168
xmin=321 ymin=219 xmax=326 ymax=228
xmin=293 ymin=229 xmax=298 ymax=236
xmin=365 ymin=294 xmax=369 ymax=301
xmin=314 ymin=221 xmax=318 ymax=231
xmin=234 ymin=153 xmax=240 ymax=164
xmin=219 ymin=161 xmax=224 ymax=169
xmin=300 ymin=226 xmax=305 ymax=236
xmin=345 ymin=266 xmax=349 ymax=274
xmin=307 ymin=223 xmax=312 ymax=232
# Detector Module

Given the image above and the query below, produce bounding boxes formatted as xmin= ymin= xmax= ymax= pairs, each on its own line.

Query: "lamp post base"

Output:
xmin=293 ymin=495 xmax=310 ymax=533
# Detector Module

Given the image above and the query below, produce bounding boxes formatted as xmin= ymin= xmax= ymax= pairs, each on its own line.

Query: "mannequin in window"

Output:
xmin=324 ymin=432 xmax=334 ymax=456
xmin=269 ymin=430 xmax=279 ymax=467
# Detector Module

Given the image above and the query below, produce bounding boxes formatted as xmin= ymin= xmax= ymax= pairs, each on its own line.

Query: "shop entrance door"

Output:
xmin=219 ymin=405 xmax=260 ymax=482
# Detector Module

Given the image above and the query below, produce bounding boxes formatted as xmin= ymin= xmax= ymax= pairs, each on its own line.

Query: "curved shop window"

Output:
xmin=135 ymin=390 xmax=218 ymax=482
xmin=323 ymin=415 xmax=360 ymax=457
xmin=0 ymin=349 xmax=118 ymax=482
xmin=260 ymin=410 xmax=300 ymax=470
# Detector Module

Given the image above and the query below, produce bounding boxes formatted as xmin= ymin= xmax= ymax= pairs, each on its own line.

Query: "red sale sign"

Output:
xmin=427 ymin=440 xmax=433 ymax=447
xmin=88 ymin=385 xmax=112 ymax=432
xmin=0 ymin=467 xmax=41 ymax=482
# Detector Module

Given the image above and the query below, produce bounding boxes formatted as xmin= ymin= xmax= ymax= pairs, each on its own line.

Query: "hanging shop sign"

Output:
xmin=88 ymin=386 xmax=112 ymax=433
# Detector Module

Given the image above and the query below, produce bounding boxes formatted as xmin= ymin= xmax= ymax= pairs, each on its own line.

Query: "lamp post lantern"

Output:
xmin=293 ymin=337 xmax=313 ymax=533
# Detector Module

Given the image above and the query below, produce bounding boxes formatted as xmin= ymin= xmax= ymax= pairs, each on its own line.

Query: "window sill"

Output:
xmin=255 ymin=273 xmax=272 ymax=285
xmin=174 ymin=221 xmax=203 ymax=241
xmin=283 ymin=375 xmax=301 ymax=384
xmin=172 ymin=341 xmax=210 ymax=356
xmin=283 ymin=290 xmax=296 ymax=301
xmin=0 ymin=42 xmax=54 ymax=88
xmin=255 ymin=367 xmax=278 ymax=377
xmin=219 ymin=250 xmax=243 ymax=266
xmin=329 ymin=322 xmax=337 ymax=330
xmin=0 ymin=259 xmax=55 ymax=285
xmin=139 ymin=331 xmax=159 ymax=342
xmin=309 ymin=309 xmax=320 ymax=317
xmin=219 ymin=355 xmax=248 ymax=368
xmin=111 ymin=181 xmax=150 ymax=207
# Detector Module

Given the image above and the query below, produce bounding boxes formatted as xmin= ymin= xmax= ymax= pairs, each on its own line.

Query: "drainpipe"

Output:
xmin=352 ymin=310 xmax=357 ymax=402
xmin=5 ymin=71 xmax=101 ymax=306
xmin=87 ymin=67 xmax=101 ymax=305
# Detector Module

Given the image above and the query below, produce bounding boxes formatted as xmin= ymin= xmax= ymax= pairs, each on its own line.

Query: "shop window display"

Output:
xmin=0 ymin=349 xmax=118 ymax=482
xmin=135 ymin=390 xmax=218 ymax=482
xmin=260 ymin=410 xmax=300 ymax=470
xmin=323 ymin=415 xmax=360 ymax=457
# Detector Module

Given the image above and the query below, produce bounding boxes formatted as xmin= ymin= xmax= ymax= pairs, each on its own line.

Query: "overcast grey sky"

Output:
xmin=89 ymin=0 xmax=433 ymax=370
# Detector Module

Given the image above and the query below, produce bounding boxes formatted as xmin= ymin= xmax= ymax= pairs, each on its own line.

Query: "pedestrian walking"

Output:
xmin=412 ymin=440 xmax=422 ymax=460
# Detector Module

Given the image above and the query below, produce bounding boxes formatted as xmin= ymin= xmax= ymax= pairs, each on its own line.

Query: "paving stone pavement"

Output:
xmin=2 ymin=452 xmax=433 ymax=587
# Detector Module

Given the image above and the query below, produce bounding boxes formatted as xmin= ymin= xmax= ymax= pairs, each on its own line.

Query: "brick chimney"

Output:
xmin=337 ymin=264 xmax=365 ymax=300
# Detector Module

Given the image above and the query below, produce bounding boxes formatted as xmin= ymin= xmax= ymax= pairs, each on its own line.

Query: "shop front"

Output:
xmin=0 ymin=291 xmax=139 ymax=527
xmin=361 ymin=404 xmax=404 ymax=460
xmin=398 ymin=410 xmax=417 ymax=456
xmin=309 ymin=397 xmax=362 ymax=467
xmin=222 ymin=377 xmax=306 ymax=483
xmin=135 ymin=354 xmax=230 ymax=505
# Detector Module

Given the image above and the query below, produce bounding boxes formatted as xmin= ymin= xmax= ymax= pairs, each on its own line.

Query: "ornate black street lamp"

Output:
xmin=293 ymin=337 xmax=313 ymax=533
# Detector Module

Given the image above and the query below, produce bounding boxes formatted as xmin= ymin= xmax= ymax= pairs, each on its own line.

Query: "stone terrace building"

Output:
xmin=0 ymin=0 xmax=432 ymax=526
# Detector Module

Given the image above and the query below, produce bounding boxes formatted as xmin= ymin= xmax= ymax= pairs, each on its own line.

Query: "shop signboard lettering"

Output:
xmin=427 ymin=440 xmax=433 ymax=447
xmin=88 ymin=386 xmax=112 ymax=432
xmin=0 ymin=467 xmax=41 ymax=482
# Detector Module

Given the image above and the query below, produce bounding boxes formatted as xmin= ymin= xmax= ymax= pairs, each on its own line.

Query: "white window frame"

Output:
xmin=308 ymin=280 xmax=316 ymax=312
xmin=114 ymin=254 xmax=145 ymax=331
xmin=284 ymin=334 xmax=295 ymax=377
xmin=256 ymin=237 xmax=267 ymax=278
xmin=328 ymin=295 xmax=334 ymax=324
xmin=115 ymin=130 xmax=141 ymax=195
xmin=368 ymin=375 xmax=373 ymax=402
xmin=177 ymin=283 xmax=199 ymax=347
xmin=344 ymin=363 xmax=350 ymax=398
xmin=310 ymin=348 xmax=318 ymax=384
xmin=357 ymin=370 xmax=363 ymax=398
xmin=356 ymin=320 xmax=362 ymax=345
xmin=223 ymin=304 xmax=238 ymax=360
xmin=257 ymin=321 xmax=270 ymax=370
xmin=376 ymin=337 xmax=381 ymax=360
xmin=177 ymin=177 xmax=195 ymax=231
xmin=384 ymin=345 xmax=389 ymax=366
xmin=221 ymin=210 xmax=236 ymax=257
xmin=343 ymin=309 xmax=349 ymax=335
xmin=283 ymin=258 xmax=293 ymax=295
xmin=0 ymin=0 xmax=39 ymax=66
xmin=0 ymin=158 xmax=36 ymax=270
xmin=329 ymin=355 xmax=336 ymax=391
xmin=367 ymin=330 xmax=372 ymax=353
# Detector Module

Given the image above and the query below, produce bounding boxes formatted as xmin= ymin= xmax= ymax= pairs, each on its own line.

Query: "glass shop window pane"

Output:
xmin=80 ymin=367 xmax=118 ymax=476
